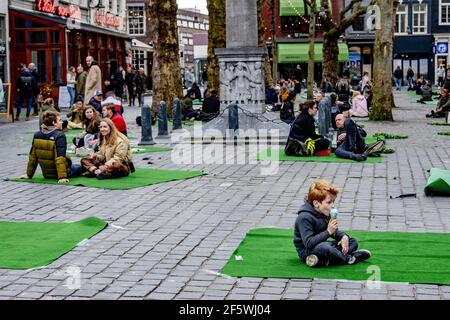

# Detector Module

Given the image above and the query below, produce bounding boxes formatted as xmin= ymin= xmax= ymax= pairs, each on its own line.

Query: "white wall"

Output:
xmin=0 ymin=1 xmax=7 ymax=15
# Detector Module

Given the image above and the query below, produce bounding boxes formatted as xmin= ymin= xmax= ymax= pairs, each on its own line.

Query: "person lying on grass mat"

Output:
xmin=20 ymin=110 xmax=85 ymax=184
xmin=293 ymin=180 xmax=371 ymax=267
xmin=80 ymin=118 xmax=134 ymax=180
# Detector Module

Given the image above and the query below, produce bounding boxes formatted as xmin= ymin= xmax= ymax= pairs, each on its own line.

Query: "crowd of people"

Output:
xmin=14 ymin=56 xmax=149 ymax=122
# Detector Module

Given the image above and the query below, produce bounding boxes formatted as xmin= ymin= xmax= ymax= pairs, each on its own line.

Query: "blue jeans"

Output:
xmin=395 ymin=78 xmax=402 ymax=90
xmin=335 ymin=141 xmax=358 ymax=160
xmin=69 ymin=164 xmax=85 ymax=178
xmin=16 ymin=96 xmax=33 ymax=117
xmin=67 ymin=86 xmax=75 ymax=107
xmin=300 ymin=238 xmax=359 ymax=267
xmin=407 ymin=77 xmax=413 ymax=89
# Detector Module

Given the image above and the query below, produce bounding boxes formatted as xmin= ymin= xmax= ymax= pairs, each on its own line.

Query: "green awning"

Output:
xmin=279 ymin=0 xmax=332 ymax=17
xmin=277 ymin=43 xmax=349 ymax=63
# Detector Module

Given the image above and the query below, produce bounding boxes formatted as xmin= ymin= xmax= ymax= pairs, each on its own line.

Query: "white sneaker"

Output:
xmin=306 ymin=254 xmax=319 ymax=267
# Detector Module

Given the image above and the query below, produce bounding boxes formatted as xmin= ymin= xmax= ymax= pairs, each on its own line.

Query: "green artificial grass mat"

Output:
xmin=67 ymin=146 xmax=172 ymax=157
xmin=438 ymin=132 xmax=450 ymax=136
xmin=428 ymin=122 xmax=450 ymax=126
xmin=373 ymin=132 xmax=408 ymax=139
xmin=256 ymin=148 xmax=383 ymax=163
xmin=12 ymin=168 xmax=204 ymax=190
xmin=424 ymin=168 xmax=450 ymax=196
xmin=167 ymin=119 xmax=199 ymax=126
xmin=256 ymin=137 xmax=383 ymax=163
xmin=221 ymin=227 xmax=450 ymax=285
xmin=0 ymin=217 xmax=107 ymax=269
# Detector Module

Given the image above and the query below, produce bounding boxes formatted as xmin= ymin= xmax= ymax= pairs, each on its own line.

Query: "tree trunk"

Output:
xmin=148 ymin=0 xmax=183 ymax=116
xmin=322 ymin=33 xmax=340 ymax=86
xmin=258 ymin=0 xmax=272 ymax=85
xmin=206 ymin=0 xmax=226 ymax=95
xmin=307 ymin=1 xmax=317 ymax=100
xmin=270 ymin=0 xmax=278 ymax=84
xmin=370 ymin=0 xmax=394 ymax=121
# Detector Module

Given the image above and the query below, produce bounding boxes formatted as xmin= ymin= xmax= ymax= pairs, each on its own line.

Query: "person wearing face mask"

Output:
xmin=80 ymin=118 xmax=133 ymax=180
xmin=20 ymin=111 xmax=85 ymax=183
xmin=293 ymin=180 xmax=372 ymax=268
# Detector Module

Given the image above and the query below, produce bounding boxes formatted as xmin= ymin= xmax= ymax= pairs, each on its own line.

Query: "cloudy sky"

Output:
xmin=177 ymin=0 xmax=208 ymax=14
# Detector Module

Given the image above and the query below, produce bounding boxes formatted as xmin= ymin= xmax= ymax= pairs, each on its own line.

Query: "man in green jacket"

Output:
xmin=20 ymin=110 xmax=85 ymax=183
xmin=76 ymin=65 xmax=88 ymax=101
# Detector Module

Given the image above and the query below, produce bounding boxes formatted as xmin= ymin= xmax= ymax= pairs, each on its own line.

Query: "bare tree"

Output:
xmin=148 ymin=0 xmax=183 ymax=115
xmin=321 ymin=0 xmax=374 ymax=86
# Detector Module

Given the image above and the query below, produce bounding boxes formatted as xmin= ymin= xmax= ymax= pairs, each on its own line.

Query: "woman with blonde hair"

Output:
xmin=80 ymin=118 xmax=133 ymax=179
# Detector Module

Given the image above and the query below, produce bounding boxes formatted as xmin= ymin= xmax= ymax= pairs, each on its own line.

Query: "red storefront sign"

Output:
xmin=36 ymin=0 xmax=81 ymax=20
xmin=95 ymin=10 xmax=121 ymax=28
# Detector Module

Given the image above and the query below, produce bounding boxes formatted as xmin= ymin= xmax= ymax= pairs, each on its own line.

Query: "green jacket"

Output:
xmin=27 ymin=130 xmax=71 ymax=179
xmin=76 ymin=71 xmax=88 ymax=96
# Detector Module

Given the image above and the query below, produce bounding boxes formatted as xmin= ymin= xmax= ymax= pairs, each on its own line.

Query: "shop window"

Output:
xmin=419 ymin=59 xmax=428 ymax=78
xmin=413 ymin=4 xmax=427 ymax=34
xmin=14 ymin=17 xmax=47 ymax=29
xmin=15 ymin=31 xmax=25 ymax=44
xmin=128 ymin=5 xmax=145 ymax=35
xmin=29 ymin=31 xmax=47 ymax=44
xmin=395 ymin=4 xmax=408 ymax=34
xmin=352 ymin=16 xmax=365 ymax=31
xmin=132 ymin=49 xmax=145 ymax=70
xmin=31 ymin=50 xmax=47 ymax=83
xmin=51 ymin=51 xmax=62 ymax=84
xmin=51 ymin=31 xmax=60 ymax=44
xmin=441 ymin=0 xmax=450 ymax=25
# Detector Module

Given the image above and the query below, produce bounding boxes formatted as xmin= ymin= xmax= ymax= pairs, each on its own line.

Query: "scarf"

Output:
xmin=40 ymin=124 xmax=57 ymax=135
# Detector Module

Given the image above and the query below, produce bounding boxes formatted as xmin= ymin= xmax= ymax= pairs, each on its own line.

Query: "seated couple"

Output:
xmin=285 ymin=101 xmax=373 ymax=161
xmin=21 ymin=110 xmax=133 ymax=182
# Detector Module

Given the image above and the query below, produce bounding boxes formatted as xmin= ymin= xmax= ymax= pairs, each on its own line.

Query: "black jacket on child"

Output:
xmin=293 ymin=202 xmax=347 ymax=259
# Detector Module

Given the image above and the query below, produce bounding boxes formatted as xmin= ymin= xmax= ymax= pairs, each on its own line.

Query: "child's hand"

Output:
xmin=338 ymin=235 xmax=349 ymax=255
xmin=327 ymin=219 xmax=338 ymax=236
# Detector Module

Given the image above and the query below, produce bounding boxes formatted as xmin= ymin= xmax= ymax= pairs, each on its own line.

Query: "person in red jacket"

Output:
xmin=101 ymin=97 xmax=127 ymax=136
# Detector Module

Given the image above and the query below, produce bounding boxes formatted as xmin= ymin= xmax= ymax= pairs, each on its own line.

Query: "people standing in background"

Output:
xmin=125 ymin=66 xmax=136 ymax=107
xmin=437 ymin=65 xmax=446 ymax=87
xmin=135 ymin=68 xmax=147 ymax=107
xmin=28 ymin=63 xmax=39 ymax=116
xmin=66 ymin=66 xmax=77 ymax=108
xmin=76 ymin=65 xmax=88 ymax=101
xmin=104 ymin=59 xmax=124 ymax=101
xmin=84 ymin=56 xmax=102 ymax=104
xmin=394 ymin=66 xmax=403 ymax=91
xmin=406 ymin=66 xmax=414 ymax=91
xmin=15 ymin=67 xmax=38 ymax=121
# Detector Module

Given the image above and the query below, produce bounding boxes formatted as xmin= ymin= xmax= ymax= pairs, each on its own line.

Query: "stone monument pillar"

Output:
xmin=202 ymin=0 xmax=290 ymax=140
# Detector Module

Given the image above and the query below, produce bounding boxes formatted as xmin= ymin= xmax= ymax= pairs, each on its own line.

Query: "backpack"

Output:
xmin=336 ymin=80 xmax=349 ymax=94
xmin=285 ymin=137 xmax=308 ymax=156
xmin=364 ymin=140 xmax=386 ymax=157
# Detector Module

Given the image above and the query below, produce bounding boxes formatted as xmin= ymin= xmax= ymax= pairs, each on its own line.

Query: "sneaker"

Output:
xmin=349 ymin=249 xmax=372 ymax=264
xmin=25 ymin=116 xmax=30 ymax=121
xmin=14 ymin=116 xmax=19 ymax=121
xmin=31 ymin=112 xmax=38 ymax=116
xmin=305 ymin=254 xmax=319 ymax=267
xmin=354 ymin=154 xmax=367 ymax=161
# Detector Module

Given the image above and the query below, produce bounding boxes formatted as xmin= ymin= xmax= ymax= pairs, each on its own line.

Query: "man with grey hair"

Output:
xmin=84 ymin=56 xmax=102 ymax=104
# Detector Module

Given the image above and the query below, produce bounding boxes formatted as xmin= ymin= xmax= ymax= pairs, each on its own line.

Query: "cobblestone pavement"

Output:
xmin=0 ymin=90 xmax=449 ymax=300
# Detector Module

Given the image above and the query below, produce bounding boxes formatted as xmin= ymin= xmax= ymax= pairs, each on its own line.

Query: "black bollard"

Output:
xmin=228 ymin=103 xmax=239 ymax=131
xmin=138 ymin=105 xmax=155 ymax=145
xmin=157 ymin=101 xmax=170 ymax=138
xmin=172 ymin=98 xmax=182 ymax=130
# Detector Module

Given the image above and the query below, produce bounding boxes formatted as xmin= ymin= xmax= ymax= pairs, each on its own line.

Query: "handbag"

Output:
xmin=285 ymin=137 xmax=307 ymax=156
